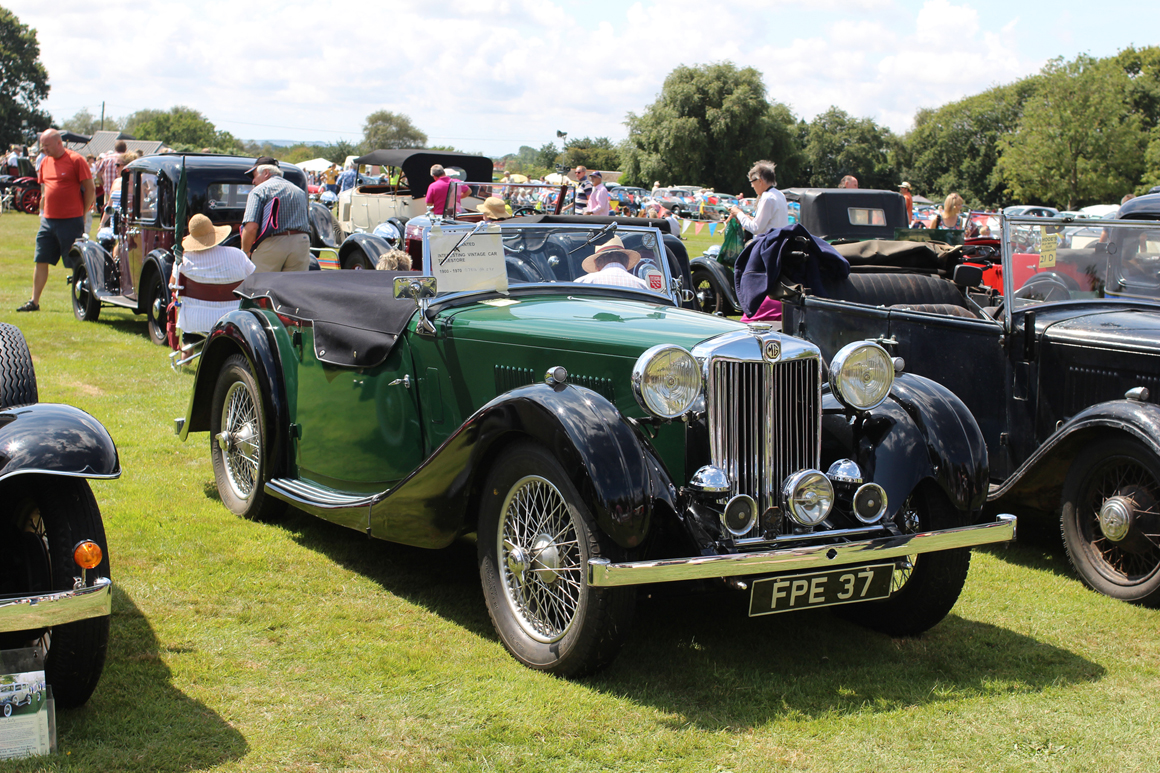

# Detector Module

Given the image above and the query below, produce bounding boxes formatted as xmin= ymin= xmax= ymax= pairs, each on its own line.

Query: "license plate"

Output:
xmin=748 ymin=564 xmax=894 ymax=616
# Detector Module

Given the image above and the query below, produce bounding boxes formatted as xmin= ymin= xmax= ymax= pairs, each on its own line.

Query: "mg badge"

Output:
xmin=763 ymin=340 xmax=781 ymax=361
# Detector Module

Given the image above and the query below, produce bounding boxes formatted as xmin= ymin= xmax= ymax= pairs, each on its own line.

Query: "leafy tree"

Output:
xmin=1141 ymin=126 xmax=1160 ymax=194
xmin=1115 ymin=45 xmax=1160 ymax=130
xmin=121 ymin=106 xmax=233 ymax=149
xmin=798 ymin=107 xmax=897 ymax=190
xmin=996 ymin=55 xmax=1145 ymax=210
xmin=0 ymin=7 xmax=51 ymax=148
xmin=562 ymin=136 xmax=619 ymax=172
xmin=621 ymin=62 xmax=802 ymax=192
xmin=898 ymin=80 xmax=1037 ymax=208
xmin=320 ymin=139 xmax=358 ymax=165
xmin=61 ymin=108 xmax=103 ymax=136
xmin=536 ymin=142 xmax=559 ymax=170
xmin=361 ymin=110 xmax=426 ymax=151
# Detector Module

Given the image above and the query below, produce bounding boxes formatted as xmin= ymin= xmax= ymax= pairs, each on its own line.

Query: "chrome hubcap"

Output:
xmin=1098 ymin=496 xmax=1133 ymax=542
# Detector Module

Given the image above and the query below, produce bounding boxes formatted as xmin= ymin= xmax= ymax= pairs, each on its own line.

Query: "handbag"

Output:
xmin=718 ymin=217 xmax=745 ymax=266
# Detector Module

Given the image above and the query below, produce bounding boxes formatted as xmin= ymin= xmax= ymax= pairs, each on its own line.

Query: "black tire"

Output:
xmin=142 ymin=271 xmax=168 ymax=346
xmin=478 ymin=442 xmax=635 ymax=677
xmin=71 ymin=262 xmax=101 ymax=322
xmin=0 ymin=477 xmax=111 ymax=709
xmin=838 ymin=486 xmax=970 ymax=636
xmin=209 ymin=354 xmax=286 ymax=522
xmin=343 ymin=247 xmax=374 ymax=271
xmin=0 ymin=322 xmax=38 ymax=409
xmin=2 ymin=703 xmax=10 ymax=718
xmin=1061 ymin=437 xmax=1160 ymax=606
xmin=692 ymin=269 xmax=726 ymax=315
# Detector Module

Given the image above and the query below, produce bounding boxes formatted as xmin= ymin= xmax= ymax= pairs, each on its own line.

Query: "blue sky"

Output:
xmin=11 ymin=0 xmax=1154 ymax=157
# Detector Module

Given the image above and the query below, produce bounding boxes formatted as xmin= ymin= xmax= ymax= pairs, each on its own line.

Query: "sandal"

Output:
xmin=15 ymin=300 xmax=39 ymax=312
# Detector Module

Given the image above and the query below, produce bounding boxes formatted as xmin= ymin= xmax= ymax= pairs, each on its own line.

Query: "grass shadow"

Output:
xmin=5 ymin=587 xmax=248 ymax=772
xmin=276 ymin=508 xmax=1103 ymax=729
xmin=583 ymin=586 xmax=1104 ymax=729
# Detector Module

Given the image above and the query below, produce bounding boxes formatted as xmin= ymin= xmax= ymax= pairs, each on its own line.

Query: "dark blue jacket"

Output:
xmin=734 ymin=223 xmax=850 ymax=316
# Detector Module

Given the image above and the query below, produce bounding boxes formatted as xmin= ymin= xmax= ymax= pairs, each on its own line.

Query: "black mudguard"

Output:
xmin=137 ymin=249 xmax=175 ymax=314
xmin=989 ymin=398 xmax=1160 ymax=515
xmin=180 ymin=308 xmax=293 ymax=476
xmin=70 ymin=240 xmax=119 ymax=298
xmin=0 ymin=404 xmax=120 ymax=482
xmin=368 ymin=383 xmax=671 ymax=551
xmin=308 ymin=201 xmax=338 ymax=249
xmin=689 ymin=256 xmax=740 ymax=312
xmin=338 ymin=233 xmax=394 ymax=269
xmin=822 ymin=372 xmax=989 ymax=519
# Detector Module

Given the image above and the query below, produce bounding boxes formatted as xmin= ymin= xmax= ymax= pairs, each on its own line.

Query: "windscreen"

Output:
xmin=1004 ymin=217 xmax=1160 ymax=306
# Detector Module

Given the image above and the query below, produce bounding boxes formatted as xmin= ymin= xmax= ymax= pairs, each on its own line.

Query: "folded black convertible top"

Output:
xmin=235 ymin=271 xmax=416 ymax=369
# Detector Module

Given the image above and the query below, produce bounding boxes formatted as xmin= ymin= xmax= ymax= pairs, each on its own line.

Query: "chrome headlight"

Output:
xmin=631 ymin=344 xmax=702 ymax=419
xmin=782 ymin=470 xmax=834 ymax=526
xmin=372 ymin=220 xmax=401 ymax=246
xmin=830 ymin=341 xmax=894 ymax=411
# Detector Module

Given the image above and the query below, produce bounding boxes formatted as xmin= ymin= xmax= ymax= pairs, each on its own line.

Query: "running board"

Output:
xmin=265 ymin=478 xmax=378 ymax=525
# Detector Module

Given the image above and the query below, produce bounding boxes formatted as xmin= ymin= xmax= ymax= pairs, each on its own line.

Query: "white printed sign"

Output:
xmin=428 ymin=228 xmax=509 ymax=295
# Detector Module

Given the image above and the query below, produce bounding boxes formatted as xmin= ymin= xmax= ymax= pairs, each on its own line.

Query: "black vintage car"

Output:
xmin=68 ymin=154 xmax=320 ymax=345
xmin=691 ymin=189 xmax=915 ymax=316
xmin=0 ymin=323 xmax=119 ymax=708
xmin=781 ymin=196 xmax=1160 ymax=606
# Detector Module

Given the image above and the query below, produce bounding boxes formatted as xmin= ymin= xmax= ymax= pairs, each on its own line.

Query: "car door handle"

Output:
xmin=389 ymin=375 xmax=411 ymax=389
xmin=872 ymin=336 xmax=898 ymax=347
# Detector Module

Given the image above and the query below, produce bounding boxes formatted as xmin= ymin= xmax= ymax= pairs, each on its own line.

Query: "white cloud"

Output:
xmin=6 ymin=0 xmax=1140 ymax=156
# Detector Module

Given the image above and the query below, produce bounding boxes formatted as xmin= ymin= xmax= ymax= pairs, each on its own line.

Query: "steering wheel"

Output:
xmin=1014 ymin=274 xmax=1072 ymax=303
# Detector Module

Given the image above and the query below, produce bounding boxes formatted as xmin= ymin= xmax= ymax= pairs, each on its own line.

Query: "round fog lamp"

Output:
xmin=73 ymin=540 xmax=103 ymax=570
xmin=631 ymin=344 xmax=702 ymax=419
xmin=830 ymin=341 xmax=894 ymax=411
xmin=852 ymin=483 xmax=888 ymax=524
xmin=782 ymin=470 xmax=834 ymax=526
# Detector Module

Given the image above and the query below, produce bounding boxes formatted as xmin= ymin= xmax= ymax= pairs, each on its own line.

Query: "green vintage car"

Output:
xmin=177 ymin=219 xmax=1015 ymax=675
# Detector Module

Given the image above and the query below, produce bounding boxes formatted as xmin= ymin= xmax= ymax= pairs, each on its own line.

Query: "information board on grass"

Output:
xmin=0 ymin=649 xmax=54 ymax=760
xmin=429 ymin=229 xmax=508 ymax=295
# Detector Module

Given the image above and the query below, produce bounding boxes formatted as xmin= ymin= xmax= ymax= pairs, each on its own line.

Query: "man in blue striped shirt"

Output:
xmin=241 ymin=157 xmax=311 ymax=272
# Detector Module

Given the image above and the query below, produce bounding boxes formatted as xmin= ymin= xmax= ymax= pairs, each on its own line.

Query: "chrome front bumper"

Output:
xmin=0 ymin=577 xmax=112 ymax=633
xmin=588 ymin=514 xmax=1016 ymax=587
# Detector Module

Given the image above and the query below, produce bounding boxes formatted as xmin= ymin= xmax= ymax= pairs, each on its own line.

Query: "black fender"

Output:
xmin=338 ymin=233 xmax=394 ymax=269
xmin=308 ymin=201 xmax=338 ymax=249
xmin=988 ymin=398 xmax=1160 ymax=516
xmin=137 ymin=249 xmax=175 ymax=314
xmin=368 ymin=383 xmax=670 ymax=551
xmin=69 ymin=240 xmax=118 ymax=298
xmin=180 ymin=308 xmax=292 ymax=477
xmin=689 ymin=256 xmax=740 ymax=312
xmin=822 ymin=372 xmax=989 ymax=520
xmin=0 ymin=404 xmax=120 ymax=483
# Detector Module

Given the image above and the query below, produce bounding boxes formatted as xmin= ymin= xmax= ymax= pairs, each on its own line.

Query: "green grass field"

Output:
xmin=1 ymin=212 xmax=1158 ymax=772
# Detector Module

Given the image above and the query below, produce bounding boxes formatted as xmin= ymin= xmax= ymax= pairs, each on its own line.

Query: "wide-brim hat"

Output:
xmin=182 ymin=213 xmax=231 ymax=252
xmin=900 ymin=181 xmax=912 ymax=189
xmin=582 ymin=235 xmax=641 ymax=273
xmin=476 ymin=196 xmax=508 ymax=220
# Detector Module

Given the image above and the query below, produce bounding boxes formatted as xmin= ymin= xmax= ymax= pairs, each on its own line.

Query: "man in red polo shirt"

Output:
xmin=17 ymin=128 xmax=95 ymax=312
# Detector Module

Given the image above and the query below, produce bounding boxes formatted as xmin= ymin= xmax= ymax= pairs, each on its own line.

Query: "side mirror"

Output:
xmin=393 ymin=276 xmax=437 ymax=300
xmin=953 ymin=264 xmax=983 ymax=288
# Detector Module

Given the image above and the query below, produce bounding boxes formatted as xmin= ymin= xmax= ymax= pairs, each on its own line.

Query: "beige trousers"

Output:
xmin=252 ymin=233 xmax=311 ymax=272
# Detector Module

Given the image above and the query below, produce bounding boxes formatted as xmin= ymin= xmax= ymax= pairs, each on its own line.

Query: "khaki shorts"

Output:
xmin=252 ymin=233 xmax=311 ymax=273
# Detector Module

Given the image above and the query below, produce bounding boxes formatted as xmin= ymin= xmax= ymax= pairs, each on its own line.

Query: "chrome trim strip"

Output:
xmin=266 ymin=478 xmax=377 ymax=509
xmin=0 ymin=577 xmax=112 ymax=632
xmin=0 ymin=469 xmax=121 ymax=484
xmin=588 ymin=515 xmax=1016 ymax=587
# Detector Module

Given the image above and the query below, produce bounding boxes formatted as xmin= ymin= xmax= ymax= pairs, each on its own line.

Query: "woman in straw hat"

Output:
xmin=476 ymin=196 xmax=510 ymax=221
xmin=169 ymin=214 xmax=255 ymax=340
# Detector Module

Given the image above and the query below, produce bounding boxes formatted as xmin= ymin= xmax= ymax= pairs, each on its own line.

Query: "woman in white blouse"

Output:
xmin=170 ymin=214 xmax=255 ymax=341
xmin=728 ymin=160 xmax=788 ymax=238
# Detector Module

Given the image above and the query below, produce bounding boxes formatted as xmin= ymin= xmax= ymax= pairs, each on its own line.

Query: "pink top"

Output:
xmin=425 ymin=176 xmax=467 ymax=215
xmin=585 ymin=184 xmax=610 ymax=216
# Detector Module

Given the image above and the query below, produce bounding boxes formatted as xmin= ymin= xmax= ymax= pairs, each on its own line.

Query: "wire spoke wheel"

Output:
xmin=219 ymin=381 xmax=261 ymax=501
xmin=498 ymin=475 xmax=582 ymax=643
xmin=1063 ymin=437 xmax=1160 ymax=605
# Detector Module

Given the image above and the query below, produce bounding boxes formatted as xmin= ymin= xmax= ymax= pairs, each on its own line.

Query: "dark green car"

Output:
xmin=177 ymin=220 xmax=1015 ymax=675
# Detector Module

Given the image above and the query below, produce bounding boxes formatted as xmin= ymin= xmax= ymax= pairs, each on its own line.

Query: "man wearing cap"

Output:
xmin=899 ymin=182 xmax=914 ymax=225
xmin=170 ymin=213 xmax=255 ymax=339
xmin=574 ymin=236 xmax=651 ymax=290
xmin=241 ymin=157 xmax=311 ymax=273
xmin=584 ymin=171 xmax=610 ymax=216
xmin=17 ymin=128 xmax=96 ymax=312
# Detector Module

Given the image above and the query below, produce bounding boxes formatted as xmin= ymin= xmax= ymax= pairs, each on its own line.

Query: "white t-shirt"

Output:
xmin=737 ymin=188 xmax=788 ymax=236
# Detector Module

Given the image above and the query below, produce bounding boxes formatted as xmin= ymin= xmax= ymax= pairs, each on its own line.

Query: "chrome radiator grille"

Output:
xmin=707 ymin=356 xmax=821 ymax=533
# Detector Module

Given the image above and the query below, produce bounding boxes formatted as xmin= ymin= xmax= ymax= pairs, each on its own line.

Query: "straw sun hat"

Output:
xmin=476 ymin=196 xmax=509 ymax=220
xmin=182 ymin=214 xmax=231 ymax=252
xmin=581 ymin=235 xmax=641 ymax=273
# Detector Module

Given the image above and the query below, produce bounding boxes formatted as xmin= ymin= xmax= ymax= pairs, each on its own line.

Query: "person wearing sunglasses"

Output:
xmin=727 ymin=160 xmax=787 ymax=239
